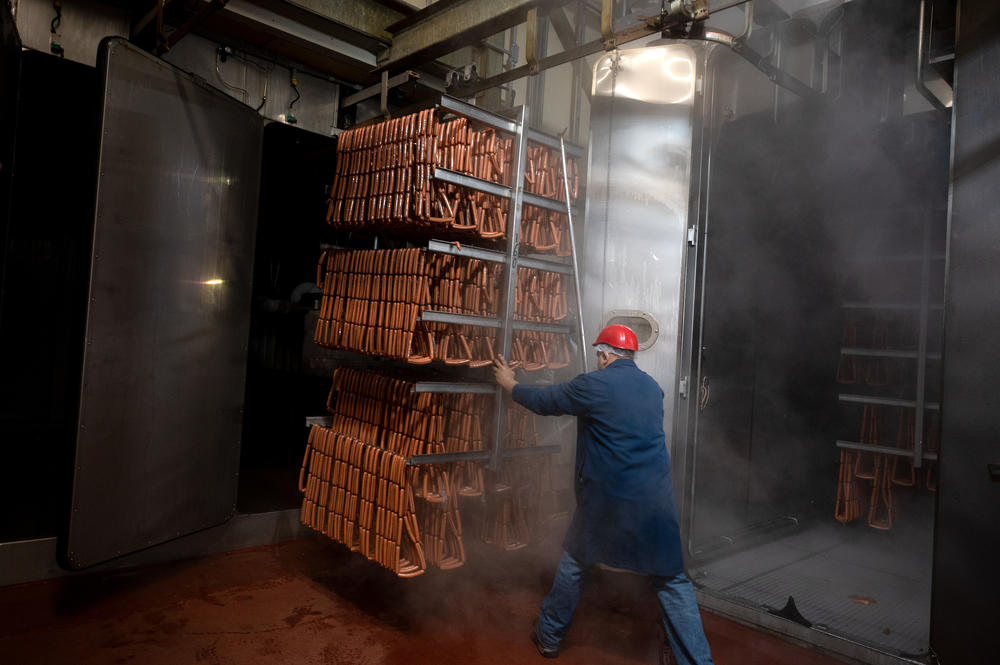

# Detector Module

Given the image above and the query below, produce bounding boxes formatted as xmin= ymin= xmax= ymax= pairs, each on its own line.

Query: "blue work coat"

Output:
xmin=512 ymin=358 xmax=683 ymax=577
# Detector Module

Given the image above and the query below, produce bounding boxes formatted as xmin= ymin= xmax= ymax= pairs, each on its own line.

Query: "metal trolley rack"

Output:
xmin=834 ymin=212 xmax=944 ymax=468
xmin=311 ymin=95 xmax=588 ymax=474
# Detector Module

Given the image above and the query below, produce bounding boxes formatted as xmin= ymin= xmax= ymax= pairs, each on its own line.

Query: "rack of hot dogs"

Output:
xmin=835 ymin=315 xmax=940 ymax=530
xmin=300 ymin=107 xmax=578 ymax=576
xmin=325 ymin=109 xmax=578 ymax=253
xmin=313 ymin=248 xmax=572 ymax=369
xmin=299 ymin=368 xmax=552 ymax=577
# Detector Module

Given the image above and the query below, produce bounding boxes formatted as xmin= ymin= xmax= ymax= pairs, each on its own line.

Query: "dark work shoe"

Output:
xmin=531 ymin=619 xmax=560 ymax=659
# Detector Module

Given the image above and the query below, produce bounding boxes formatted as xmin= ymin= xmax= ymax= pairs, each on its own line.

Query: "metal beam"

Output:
xmin=341 ymin=70 xmax=418 ymax=107
xmin=377 ymin=0 xmax=572 ymax=73
xmin=160 ymin=0 xmax=230 ymax=54
xmin=221 ymin=0 xmax=378 ymax=67
xmin=134 ymin=0 xmax=175 ymax=37
xmin=384 ymin=0 xmax=468 ymax=34
xmin=282 ymin=0 xmax=405 ymax=43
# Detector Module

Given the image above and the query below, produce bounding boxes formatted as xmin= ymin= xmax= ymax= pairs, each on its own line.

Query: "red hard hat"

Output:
xmin=592 ymin=324 xmax=639 ymax=351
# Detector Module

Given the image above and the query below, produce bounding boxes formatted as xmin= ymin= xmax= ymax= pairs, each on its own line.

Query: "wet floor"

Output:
xmin=0 ymin=537 xmax=848 ymax=664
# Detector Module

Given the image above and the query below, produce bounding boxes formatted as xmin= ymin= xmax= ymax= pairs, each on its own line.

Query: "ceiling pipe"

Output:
xmin=692 ymin=28 xmax=822 ymax=101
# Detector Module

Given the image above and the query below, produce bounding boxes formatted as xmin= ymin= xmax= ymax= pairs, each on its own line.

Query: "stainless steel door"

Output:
xmin=66 ymin=39 xmax=262 ymax=568
xmin=584 ymin=44 xmax=700 ymax=456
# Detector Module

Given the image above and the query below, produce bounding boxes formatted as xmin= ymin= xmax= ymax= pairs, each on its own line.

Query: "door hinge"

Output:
xmin=687 ymin=226 xmax=697 ymax=246
xmin=679 ymin=376 xmax=689 ymax=399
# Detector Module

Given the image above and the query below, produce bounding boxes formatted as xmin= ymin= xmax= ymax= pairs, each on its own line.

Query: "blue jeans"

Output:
xmin=536 ymin=550 xmax=714 ymax=665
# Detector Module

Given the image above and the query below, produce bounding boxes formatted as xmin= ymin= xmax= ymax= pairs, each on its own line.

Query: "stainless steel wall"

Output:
xmin=932 ymin=0 xmax=1000 ymax=661
xmin=67 ymin=39 xmax=262 ymax=568
xmin=583 ymin=44 xmax=700 ymax=456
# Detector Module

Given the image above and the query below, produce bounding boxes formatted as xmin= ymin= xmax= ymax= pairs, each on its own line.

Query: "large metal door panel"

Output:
xmin=66 ymin=39 xmax=262 ymax=568
xmin=584 ymin=44 xmax=699 ymax=452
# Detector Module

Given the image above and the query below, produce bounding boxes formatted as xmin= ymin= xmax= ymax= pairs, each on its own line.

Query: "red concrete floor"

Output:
xmin=0 ymin=537 xmax=848 ymax=665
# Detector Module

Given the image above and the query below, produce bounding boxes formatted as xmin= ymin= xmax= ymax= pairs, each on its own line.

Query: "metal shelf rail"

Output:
xmin=835 ymin=440 xmax=939 ymax=462
xmin=838 ymin=394 xmax=941 ymax=410
xmin=840 ymin=347 xmax=942 ymax=360
xmin=425 ymin=238 xmax=574 ymax=275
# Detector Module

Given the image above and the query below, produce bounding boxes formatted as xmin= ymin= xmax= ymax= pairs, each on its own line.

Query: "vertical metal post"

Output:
xmin=914 ymin=214 xmax=932 ymax=467
xmin=559 ymin=136 xmax=587 ymax=373
xmin=380 ymin=69 xmax=389 ymax=119
xmin=489 ymin=104 xmax=530 ymax=471
xmin=527 ymin=14 xmax=549 ymax=129
xmin=570 ymin=0 xmax=586 ymax=143
xmin=601 ymin=0 xmax=615 ymax=49
xmin=526 ymin=8 xmax=539 ymax=73
xmin=916 ymin=0 xmax=948 ymax=112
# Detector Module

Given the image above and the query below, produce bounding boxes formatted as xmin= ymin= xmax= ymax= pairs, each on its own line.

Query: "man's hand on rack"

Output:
xmin=493 ymin=356 xmax=517 ymax=393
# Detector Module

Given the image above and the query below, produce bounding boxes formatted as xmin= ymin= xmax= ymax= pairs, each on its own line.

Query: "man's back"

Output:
xmin=568 ymin=358 xmax=672 ymax=497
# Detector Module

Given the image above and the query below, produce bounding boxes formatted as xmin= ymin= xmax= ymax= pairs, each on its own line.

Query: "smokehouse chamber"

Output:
xmin=580 ymin=2 xmax=952 ymax=660
xmin=686 ymin=61 xmax=945 ymax=662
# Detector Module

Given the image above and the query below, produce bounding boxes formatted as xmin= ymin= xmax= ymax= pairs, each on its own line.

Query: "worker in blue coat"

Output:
xmin=493 ymin=324 xmax=714 ymax=664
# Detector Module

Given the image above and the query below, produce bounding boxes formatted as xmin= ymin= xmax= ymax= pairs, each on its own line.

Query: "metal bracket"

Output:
xmin=526 ymin=8 xmax=540 ymax=75
xmin=692 ymin=0 xmax=709 ymax=22
xmin=644 ymin=0 xmax=698 ymax=36
xmin=601 ymin=0 xmax=616 ymax=50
